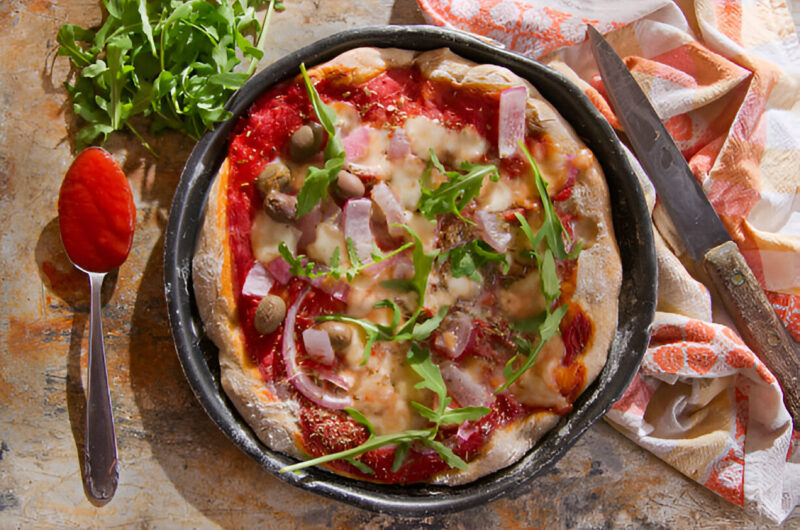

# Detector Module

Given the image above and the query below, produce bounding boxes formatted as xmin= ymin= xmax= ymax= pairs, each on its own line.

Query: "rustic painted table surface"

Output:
xmin=2 ymin=0 xmax=798 ymax=527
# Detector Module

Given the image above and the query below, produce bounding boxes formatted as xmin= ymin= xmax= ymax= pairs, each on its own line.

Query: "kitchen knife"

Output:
xmin=587 ymin=24 xmax=800 ymax=424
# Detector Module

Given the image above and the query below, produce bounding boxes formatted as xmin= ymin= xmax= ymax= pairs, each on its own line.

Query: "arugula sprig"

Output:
xmin=57 ymin=0 xmax=284 ymax=152
xmin=380 ymin=223 xmax=439 ymax=311
xmin=517 ymin=143 xmax=582 ymax=261
xmin=309 ymin=223 xmax=443 ymax=363
xmin=494 ymin=142 xmax=582 ymax=392
xmin=316 ymin=303 xmax=448 ymax=365
xmin=418 ymin=151 xmax=500 ymax=223
xmin=277 ymin=238 xmax=413 ymax=282
xmin=439 ymin=239 xmax=510 ymax=283
xmin=295 ymin=63 xmax=346 ymax=217
xmin=281 ymin=345 xmax=490 ymax=475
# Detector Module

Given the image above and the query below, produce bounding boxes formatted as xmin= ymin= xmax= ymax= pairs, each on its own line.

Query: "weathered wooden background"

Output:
xmin=1 ymin=0 xmax=797 ymax=526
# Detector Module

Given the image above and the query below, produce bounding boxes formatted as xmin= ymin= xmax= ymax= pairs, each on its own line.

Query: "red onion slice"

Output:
xmin=343 ymin=126 xmax=371 ymax=163
xmin=474 ymin=209 xmax=512 ymax=253
xmin=315 ymin=367 xmax=351 ymax=391
xmin=343 ymin=198 xmax=375 ymax=263
xmin=302 ymin=328 xmax=335 ymax=366
xmin=308 ymin=276 xmax=349 ymax=302
xmin=283 ymin=287 xmax=352 ymax=409
xmin=456 ymin=420 xmax=479 ymax=442
xmin=296 ymin=200 xmax=342 ymax=248
xmin=387 ymin=128 xmax=410 ymax=159
xmin=267 ymin=257 xmax=292 ymax=285
xmin=498 ymin=85 xmax=527 ymax=158
xmin=434 ymin=312 xmax=473 ymax=359
xmin=242 ymin=261 xmax=273 ymax=298
xmin=371 ymin=182 xmax=407 ymax=238
xmin=439 ymin=361 xmax=492 ymax=408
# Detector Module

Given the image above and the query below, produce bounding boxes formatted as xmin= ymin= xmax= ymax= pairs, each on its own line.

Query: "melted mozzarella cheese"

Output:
xmin=339 ymin=342 xmax=428 ymax=434
xmin=404 ymin=116 xmax=488 ymax=165
xmin=306 ymin=219 xmax=346 ymax=266
xmin=478 ymin=177 xmax=513 ymax=212
xmin=509 ymin=335 xmax=569 ymax=410
xmin=251 ymin=210 xmax=302 ymax=264
xmin=498 ymin=270 xmax=547 ymax=320
xmin=384 ymin=156 xmax=426 ymax=208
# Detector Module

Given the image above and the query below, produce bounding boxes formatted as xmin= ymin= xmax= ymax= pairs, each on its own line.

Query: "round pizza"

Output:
xmin=192 ymin=46 xmax=621 ymax=485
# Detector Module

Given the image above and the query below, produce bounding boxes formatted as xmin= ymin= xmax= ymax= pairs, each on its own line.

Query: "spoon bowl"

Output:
xmin=58 ymin=146 xmax=136 ymax=505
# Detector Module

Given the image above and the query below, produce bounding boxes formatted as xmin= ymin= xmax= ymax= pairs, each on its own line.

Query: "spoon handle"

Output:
xmin=84 ymin=272 xmax=119 ymax=503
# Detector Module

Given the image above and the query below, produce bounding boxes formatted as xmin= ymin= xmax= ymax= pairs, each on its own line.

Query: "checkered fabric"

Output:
xmin=418 ymin=0 xmax=800 ymax=522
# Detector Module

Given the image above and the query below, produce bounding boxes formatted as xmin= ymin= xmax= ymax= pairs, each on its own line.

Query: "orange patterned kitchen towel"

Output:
xmin=419 ymin=0 xmax=800 ymax=523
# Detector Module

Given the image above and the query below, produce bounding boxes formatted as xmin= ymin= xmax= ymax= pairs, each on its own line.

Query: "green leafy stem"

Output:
xmin=281 ymin=344 xmax=490 ymax=474
xmin=294 ymin=63 xmax=346 ymax=217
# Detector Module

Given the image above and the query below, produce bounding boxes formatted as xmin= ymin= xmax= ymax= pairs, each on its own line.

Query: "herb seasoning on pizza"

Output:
xmin=193 ymin=47 xmax=621 ymax=485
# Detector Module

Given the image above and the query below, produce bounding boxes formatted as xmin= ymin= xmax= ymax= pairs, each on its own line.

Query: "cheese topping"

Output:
xmin=232 ymin=55 xmax=607 ymax=479
xmin=249 ymin=122 xmax=567 ymax=431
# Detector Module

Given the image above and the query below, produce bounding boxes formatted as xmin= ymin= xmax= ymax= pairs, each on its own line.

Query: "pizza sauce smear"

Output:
xmin=224 ymin=65 xmax=593 ymax=484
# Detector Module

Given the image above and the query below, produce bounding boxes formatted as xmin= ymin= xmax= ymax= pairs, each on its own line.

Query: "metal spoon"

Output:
xmin=81 ymin=268 xmax=119 ymax=503
xmin=58 ymin=146 xmax=135 ymax=504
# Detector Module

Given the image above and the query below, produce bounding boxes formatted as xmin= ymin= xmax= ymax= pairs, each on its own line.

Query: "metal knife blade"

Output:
xmin=587 ymin=25 xmax=800 ymax=424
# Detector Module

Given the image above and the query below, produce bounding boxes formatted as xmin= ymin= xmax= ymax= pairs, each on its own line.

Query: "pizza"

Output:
xmin=192 ymin=46 xmax=621 ymax=485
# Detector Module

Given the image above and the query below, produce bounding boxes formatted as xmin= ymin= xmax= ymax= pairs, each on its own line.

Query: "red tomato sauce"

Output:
xmin=58 ymin=147 xmax=136 ymax=273
xmin=222 ymin=66 xmax=591 ymax=484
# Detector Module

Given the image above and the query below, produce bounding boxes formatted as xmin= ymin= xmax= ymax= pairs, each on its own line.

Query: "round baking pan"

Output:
xmin=164 ymin=25 xmax=657 ymax=516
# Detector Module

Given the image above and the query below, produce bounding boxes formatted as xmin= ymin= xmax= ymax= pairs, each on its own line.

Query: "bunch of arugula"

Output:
xmin=57 ymin=0 xmax=284 ymax=152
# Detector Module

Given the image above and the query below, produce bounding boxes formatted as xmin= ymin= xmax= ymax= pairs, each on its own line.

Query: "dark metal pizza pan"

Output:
xmin=164 ymin=25 xmax=657 ymax=517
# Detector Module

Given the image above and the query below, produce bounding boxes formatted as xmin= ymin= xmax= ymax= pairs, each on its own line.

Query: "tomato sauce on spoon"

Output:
xmin=58 ymin=146 xmax=135 ymax=504
xmin=58 ymin=147 xmax=136 ymax=273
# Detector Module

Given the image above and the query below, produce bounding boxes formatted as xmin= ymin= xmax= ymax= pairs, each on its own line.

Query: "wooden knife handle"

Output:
xmin=703 ymin=240 xmax=800 ymax=425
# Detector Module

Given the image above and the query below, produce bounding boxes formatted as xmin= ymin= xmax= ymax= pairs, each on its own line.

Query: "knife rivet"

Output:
xmin=731 ymin=272 xmax=744 ymax=286
xmin=768 ymin=334 xmax=780 ymax=347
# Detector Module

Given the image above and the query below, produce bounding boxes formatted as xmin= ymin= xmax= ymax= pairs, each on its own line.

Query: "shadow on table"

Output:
xmin=34 ymin=217 xmax=123 ymax=506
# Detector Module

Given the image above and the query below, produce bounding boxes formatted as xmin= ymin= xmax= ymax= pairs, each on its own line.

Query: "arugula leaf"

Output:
xmin=280 ymin=428 xmax=431 ymax=474
xmin=518 ymin=142 xmax=582 ymax=260
xmin=423 ymin=439 xmax=469 ymax=470
xmin=391 ymin=443 xmax=411 ymax=472
xmin=407 ymin=344 xmax=490 ymax=435
xmin=57 ymin=0 xmax=284 ymax=152
xmin=386 ymin=224 xmax=438 ymax=304
xmin=492 ymin=142 xmax=585 ymax=393
xmin=418 ymin=150 xmax=499 ymax=223
xmin=443 ymin=239 xmax=509 ymax=282
xmin=539 ymin=248 xmax=560 ymax=304
xmin=295 ymin=63 xmax=346 ymax=217
xmin=498 ymin=304 xmax=569 ymax=393
xmin=411 ymin=306 xmax=449 ymax=341
xmin=511 ymin=311 xmax=547 ymax=334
